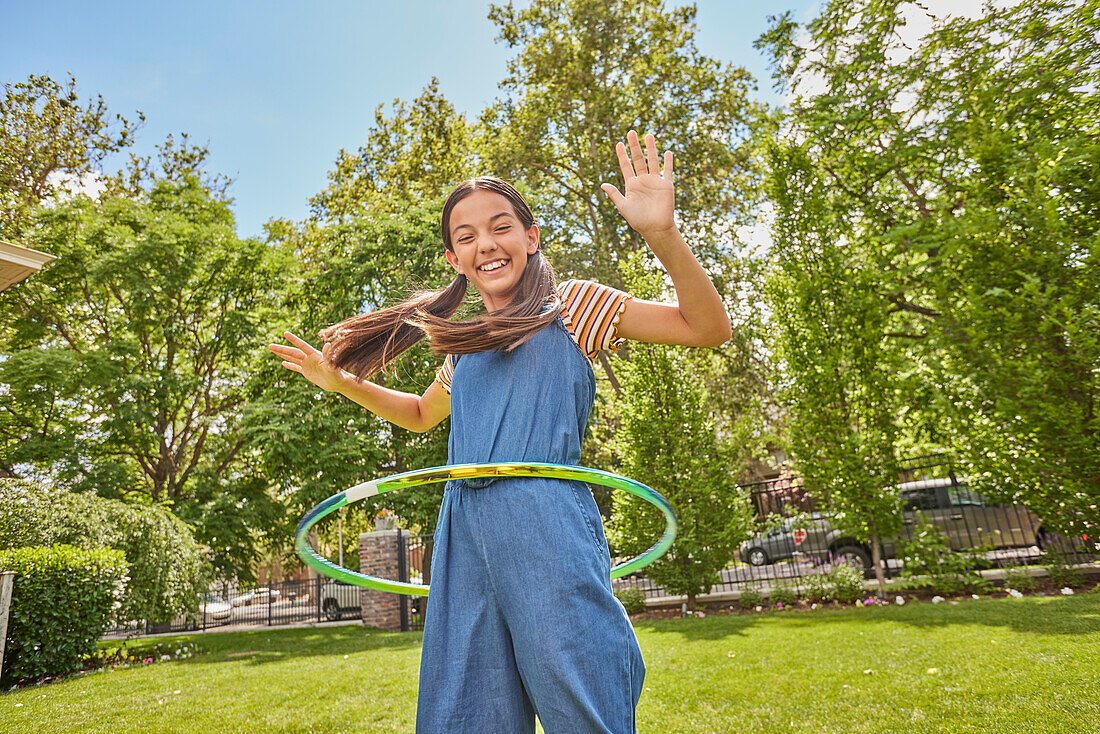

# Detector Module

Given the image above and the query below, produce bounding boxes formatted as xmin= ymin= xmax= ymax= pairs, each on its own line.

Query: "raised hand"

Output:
xmin=267 ymin=331 xmax=347 ymax=393
xmin=600 ymin=130 xmax=676 ymax=240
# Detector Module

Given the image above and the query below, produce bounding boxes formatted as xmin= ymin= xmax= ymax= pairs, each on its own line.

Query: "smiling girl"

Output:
xmin=270 ymin=131 xmax=730 ymax=733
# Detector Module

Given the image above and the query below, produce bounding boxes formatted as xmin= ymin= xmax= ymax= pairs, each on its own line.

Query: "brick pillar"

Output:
xmin=359 ymin=529 xmax=403 ymax=631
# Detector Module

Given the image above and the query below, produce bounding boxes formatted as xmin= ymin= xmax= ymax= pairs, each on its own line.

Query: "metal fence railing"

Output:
xmin=101 ymin=576 xmax=362 ymax=639
xmin=615 ymin=454 xmax=1098 ymax=600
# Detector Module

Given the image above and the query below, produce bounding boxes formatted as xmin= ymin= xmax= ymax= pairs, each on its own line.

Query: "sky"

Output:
xmin=1 ymin=1 xmax=824 ymax=239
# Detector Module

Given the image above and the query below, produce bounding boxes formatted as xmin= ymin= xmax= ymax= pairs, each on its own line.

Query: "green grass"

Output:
xmin=4 ymin=594 xmax=1099 ymax=733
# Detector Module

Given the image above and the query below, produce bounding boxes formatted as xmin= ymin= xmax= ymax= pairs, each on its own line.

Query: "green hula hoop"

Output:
xmin=295 ymin=462 xmax=678 ymax=596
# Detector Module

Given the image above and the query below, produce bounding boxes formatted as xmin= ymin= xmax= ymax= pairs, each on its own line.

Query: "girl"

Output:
xmin=269 ymin=131 xmax=730 ymax=733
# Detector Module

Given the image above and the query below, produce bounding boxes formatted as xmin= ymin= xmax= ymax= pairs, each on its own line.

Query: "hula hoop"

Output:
xmin=295 ymin=462 xmax=677 ymax=596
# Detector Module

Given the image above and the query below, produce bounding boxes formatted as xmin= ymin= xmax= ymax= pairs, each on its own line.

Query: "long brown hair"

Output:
xmin=318 ymin=177 xmax=561 ymax=380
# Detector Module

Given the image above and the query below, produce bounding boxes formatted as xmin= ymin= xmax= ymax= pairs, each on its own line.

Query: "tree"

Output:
xmin=606 ymin=254 xmax=754 ymax=607
xmin=481 ymin=0 xmax=760 ymax=291
xmin=244 ymin=201 xmax=455 ymax=545
xmin=0 ymin=177 xmax=289 ymax=580
xmin=0 ymin=73 xmax=142 ymax=238
xmin=758 ymin=0 xmax=1099 ymax=540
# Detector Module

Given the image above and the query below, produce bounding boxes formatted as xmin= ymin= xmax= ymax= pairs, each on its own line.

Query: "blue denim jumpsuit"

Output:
xmin=415 ymin=315 xmax=646 ymax=733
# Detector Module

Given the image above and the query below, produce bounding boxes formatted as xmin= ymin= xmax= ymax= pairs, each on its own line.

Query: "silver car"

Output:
xmin=738 ymin=478 xmax=1043 ymax=570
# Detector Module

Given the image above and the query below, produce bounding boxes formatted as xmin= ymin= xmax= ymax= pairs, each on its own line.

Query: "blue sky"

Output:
xmin=2 ymin=1 xmax=821 ymax=238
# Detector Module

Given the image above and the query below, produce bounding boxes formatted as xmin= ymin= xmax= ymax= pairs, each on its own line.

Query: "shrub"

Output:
xmin=896 ymin=513 xmax=993 ymax=596
xmin=769 ymin=583 xmax=797 ymax=607
xmin=0 ymin=479 xmax=208 ymax=623
xmin=1045 ymin=551 xmax=1083 ymax=588
xmin=0 ymin=545 xmax=128 ymax=686
xmin=1001 ymin=563 xmax=1037 ymax=593
xmin=803 ymin=571 xmax=835 ymax=603
xmin=738 ymin=588 xmax=765 ymax=609
xmin=613 ymin=586 xmax=647 ymax=615
xmin=828 ymin=563 xmax=865 ymax=603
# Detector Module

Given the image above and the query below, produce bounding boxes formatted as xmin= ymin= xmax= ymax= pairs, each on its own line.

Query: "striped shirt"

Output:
xmin=433 ymin=279 xmax=632 ymax=394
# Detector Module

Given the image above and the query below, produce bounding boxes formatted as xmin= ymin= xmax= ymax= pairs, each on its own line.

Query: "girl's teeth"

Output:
xmin=481 ymin=260 xmax=506 ymax=271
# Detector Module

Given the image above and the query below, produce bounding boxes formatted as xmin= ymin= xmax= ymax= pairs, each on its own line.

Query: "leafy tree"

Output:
xmin=0 ymin=177 xmax=290 ymax=580
xmin=606 ymin=254 xmax=754 ymax=608
xmin=481 ymin=0 xmax=760 ymax=290
xmin=246 ymin=202 xmax=455 ymax=546
xmin=0 ymin=73 xmax=142 ymax=238
xmin=757 ymin=0 xmax=1099 ymax=540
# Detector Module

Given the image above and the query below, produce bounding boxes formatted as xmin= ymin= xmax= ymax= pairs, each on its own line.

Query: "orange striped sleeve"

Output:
xmin=558 ymin=279 xmax=633 ymax=361
xmin=433 ymin=354 xmax=455 ymax=394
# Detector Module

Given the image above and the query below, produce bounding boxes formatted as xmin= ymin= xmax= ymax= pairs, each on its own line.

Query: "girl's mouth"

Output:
xmin=478 ymin=259 xmax=509 ymax=273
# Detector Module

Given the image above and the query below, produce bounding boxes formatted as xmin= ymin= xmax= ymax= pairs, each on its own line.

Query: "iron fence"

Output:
xmin=101 ymin=576 xmax=362 ymax=639
xmin=615 ymin=454 xmax=1098 ymax=600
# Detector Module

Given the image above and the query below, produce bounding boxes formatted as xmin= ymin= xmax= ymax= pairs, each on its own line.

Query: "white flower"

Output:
xmin=755 ymin=605 xmax=762 ymax=612
xmin=895 ymin=596 xmax=905 ymax=605
xmin=971 ymin=594 xmax=980 ymax=599
xmin=1008 ymin=588 xmax=1024 ymax=598
xmin=811 ymin=603 xmax=818 ymax=609
xmin=1061 ymin=588 xmax=1074 ymax=595
xmin=932 ymin=596 xmax=945 ymax=604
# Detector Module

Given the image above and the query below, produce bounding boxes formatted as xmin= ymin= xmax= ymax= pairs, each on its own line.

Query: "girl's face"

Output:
xmin=445 ymin=189 xmax=539 ymax=313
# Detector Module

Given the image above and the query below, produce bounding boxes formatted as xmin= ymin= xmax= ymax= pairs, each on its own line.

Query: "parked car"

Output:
xmin=738 ymin=477 xmax=1043 ymax=571
xmin=232 ymin=587 xmax=282 ymax=607
xmin=200 ymin=594 xmax=232 ymax=623
xmin=320 ymin=580 xmax=361 ymax=621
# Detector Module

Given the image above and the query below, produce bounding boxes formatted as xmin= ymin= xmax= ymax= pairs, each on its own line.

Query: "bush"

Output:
xmin=769 ymin=583 xmax=797 ymax=607
xmin=1045 ymin=551 xmax=1083 ymax=588
xmin=803 ymin=571 xmax=835 ymax=603
xmin=0 ymin=545 xmax=128 ymax=686
xmin=828 ymin=563 xmax=865 ymax=604
xmin=613 ymin=586 xmax=647 ymax=615
xmin=738 ymin=588 xmax=765 ymax=609
xmin=1001 ymin=563 xmax=1037 ymax=593
xmin=896 ymin=513 xmax=993 ymax=596
xmin=0 ymin=479 xmax=208 ymax=623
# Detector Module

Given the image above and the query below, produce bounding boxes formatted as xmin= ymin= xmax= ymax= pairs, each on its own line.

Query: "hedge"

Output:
xmin=0 ymin=544 xmax=128 ymax=686
xmin=0 ymin=479 xmax=208 ymax=623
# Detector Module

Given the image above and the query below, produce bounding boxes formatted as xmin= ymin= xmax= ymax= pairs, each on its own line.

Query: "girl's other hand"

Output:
xmin=600 ymin=130 xmax=676 ymax=241
xmin=268 ymin=331 xmax=347 ymax=393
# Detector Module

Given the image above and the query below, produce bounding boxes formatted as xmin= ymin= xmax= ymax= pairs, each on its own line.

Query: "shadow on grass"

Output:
xmin=633 ymin=593 xmax=1100 ymax=641
xmin=107 ymin=624 xmax=424 ymax=668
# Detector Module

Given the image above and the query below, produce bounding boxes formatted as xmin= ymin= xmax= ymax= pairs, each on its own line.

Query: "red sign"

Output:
xmin=793 ymin=529 xmax=808 ymax=545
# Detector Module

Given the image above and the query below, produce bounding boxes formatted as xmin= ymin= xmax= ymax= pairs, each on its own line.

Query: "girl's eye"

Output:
xmin=497 ymin=225 xmax=511 ymax=232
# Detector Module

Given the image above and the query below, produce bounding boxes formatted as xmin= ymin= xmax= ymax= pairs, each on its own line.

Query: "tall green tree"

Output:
xmin=0 ymin=177 xmax=289 ymax=579
xmin=246 ymin=202 xmax=455 ymax=543
xmin=481 ymin=0 xmax=759 ymax=289
xmin=606 ymin=254 xmax=754 ymax=608
xmin=758 ymin=0 xmax=1099 ymax=539
xmin=0 ymin=73 xmax=142 ymax=238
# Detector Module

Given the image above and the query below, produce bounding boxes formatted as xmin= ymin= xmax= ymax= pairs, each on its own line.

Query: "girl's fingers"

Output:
xmin=600 ymin=182 xmax=627 ymax=210
xmin=268 ymin=343 xmax=305 ymax=361
xmin=282 ymin=361 xmax=303 ymax=374
xmin=627 ymin=130 xmax=646 ymax=176
xmin=664 ymin=150 xmax=674 ymax=184
xmin=644 ymin=133 xmax=659 ymax=175
xmin=614 ymin=140 xmax=634 ymax=182
xmin=283 ymin=330 xmax=320 ymax=355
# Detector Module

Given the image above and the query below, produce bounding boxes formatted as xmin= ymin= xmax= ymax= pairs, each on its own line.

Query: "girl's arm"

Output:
xmin=268 ymin=331 xmax=451 ymax=433
xmin=600 ymin=131 xmax=732 ymax=348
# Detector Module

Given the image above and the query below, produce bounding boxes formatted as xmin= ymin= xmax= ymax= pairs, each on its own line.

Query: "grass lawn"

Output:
xmin=3 ymin=593 xmax=1098 ymax=733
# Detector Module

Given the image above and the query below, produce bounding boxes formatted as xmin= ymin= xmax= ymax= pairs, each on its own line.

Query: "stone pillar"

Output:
xmin=359 ymin=530 xmax=403 ymax=631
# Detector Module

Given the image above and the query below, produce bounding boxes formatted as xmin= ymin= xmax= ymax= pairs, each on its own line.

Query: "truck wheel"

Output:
xmin=323 ymin=598 xmax=341 ymax=621
xmin=833 ymin=545 xmax=872 ymax=576
xmin=747 ymin=547 xmax=769 ymax=566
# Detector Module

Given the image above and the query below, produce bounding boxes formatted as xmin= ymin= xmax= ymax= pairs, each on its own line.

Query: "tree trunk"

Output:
xmin=871 ymin=534 xmax=886 ymax=600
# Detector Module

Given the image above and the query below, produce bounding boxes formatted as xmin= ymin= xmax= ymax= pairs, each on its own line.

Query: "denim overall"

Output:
xmin=415 ymin=316 xmax=646 ymax=733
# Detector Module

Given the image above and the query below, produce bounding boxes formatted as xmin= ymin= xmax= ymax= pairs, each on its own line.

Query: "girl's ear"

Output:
xmin=445 ymin=249 xmax=463 ymax=275
xmin=526 ymin=224 xmax=540 ymax=254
